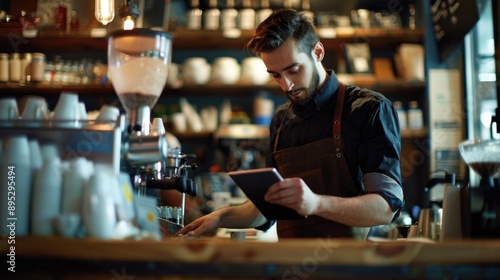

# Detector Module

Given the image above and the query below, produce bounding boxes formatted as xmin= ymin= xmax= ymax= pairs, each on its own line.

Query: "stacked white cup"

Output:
xmin=0 ymin=136 xmax=32 ymax=236
xmin=0 ymin=97 xmax=19 ymax=126
xmin=52 ymin=92 xmax=81 ymax=128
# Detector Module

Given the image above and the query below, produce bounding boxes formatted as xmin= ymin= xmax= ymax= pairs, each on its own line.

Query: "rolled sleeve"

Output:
xmin=363 ymin=172 xmax=405 ymax=221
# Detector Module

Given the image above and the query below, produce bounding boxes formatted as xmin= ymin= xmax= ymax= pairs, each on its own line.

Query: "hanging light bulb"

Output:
xmin=95 ymin=0 xmax=115 ymax=25
xmin=119 ymin=1 xmax=140 ymax=30
xmin=123 ymin=16 xmax=135 ymax=30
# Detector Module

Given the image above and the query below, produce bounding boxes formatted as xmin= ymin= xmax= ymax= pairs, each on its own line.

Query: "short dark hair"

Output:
xmin=245 ymin=9 xmax=319 ymax=57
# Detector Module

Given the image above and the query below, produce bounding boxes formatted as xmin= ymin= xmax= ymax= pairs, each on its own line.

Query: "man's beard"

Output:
xmin=290 ymin=66 xmax=320 ymax=109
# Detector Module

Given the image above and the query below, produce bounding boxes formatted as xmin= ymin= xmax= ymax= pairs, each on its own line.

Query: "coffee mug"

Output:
xmin=183 ymin=57 xmax=211 ymax=85
xmin=52 ymin=92 xmax=81 ymax=128
xmin=241 ymin=57 xmax=270 ymax=85
xmin=0 ymin=97 xmax=19 ymax=126
xmin=20 ymin=96 xmax=49 ymax=127
xmin=211 ymin=57 xmax=240 ymax=85
xmin=95 ymin=105 xmax=120 ymax=124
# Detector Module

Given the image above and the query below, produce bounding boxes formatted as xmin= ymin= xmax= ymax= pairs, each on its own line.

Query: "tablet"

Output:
xmin=228 ymin=168 xmax=305 ymax=220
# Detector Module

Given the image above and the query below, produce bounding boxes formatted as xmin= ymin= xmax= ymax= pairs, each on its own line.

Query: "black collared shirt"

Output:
xmin=268 ymin=71 xmax=404 ymax=217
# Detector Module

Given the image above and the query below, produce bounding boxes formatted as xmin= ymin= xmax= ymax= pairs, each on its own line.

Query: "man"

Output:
xmin=176 ymin=8 xmax=404 ymax=240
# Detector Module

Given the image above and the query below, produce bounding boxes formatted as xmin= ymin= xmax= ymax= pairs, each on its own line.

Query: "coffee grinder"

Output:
xmin=459 ymin=139 xmax=500 ymax=238
xmin=107 ymin=28 xmax=198 ymax=229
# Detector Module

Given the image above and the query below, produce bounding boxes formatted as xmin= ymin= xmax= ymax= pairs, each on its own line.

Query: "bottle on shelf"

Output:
xmin=407 ymin=100 xmax=424 ymax=130
xmin=221 ymin=0 xmax=238 ymax=30
xmin=300 ymin=0 xmax=314 ymax=22
xmin=9 ymin=53 xmax=21 ymax=83
xmin=393 ymin=101 xmax=408 ymax=130
xmin=70 ymin=10 xmax=79 ymax=32
xmin=186 ymin=0 xmax=203 ymax=30
xmin=256 ymin=0 xmax=272 ymax=25
xmin=239 ymin=0 xmax=256 ymax=30
xmin=204 ymin=0 xmax=221 ymax=30
xmin=54 ymin=3 xmax=67 ymax=31
xmin=283 ymin=0 xmax=293 ymax=9
xmin=0 ymin=53 xmax=9 ymax=83
xmin=30 ymin=52 xmax=46 ymax=83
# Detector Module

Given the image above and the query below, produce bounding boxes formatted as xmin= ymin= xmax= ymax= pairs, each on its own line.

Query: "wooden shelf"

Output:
xmin=401 ymin=128 xmax=428 ymax=139
xmin=0 ymin=79 xmax=426 ymax=97
xmin=0 ymin=28 xmax=424 ymax=53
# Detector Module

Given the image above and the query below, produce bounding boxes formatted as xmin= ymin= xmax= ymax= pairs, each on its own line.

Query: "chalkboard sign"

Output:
xmin=431 ymin=0 xmax=479 ymax=61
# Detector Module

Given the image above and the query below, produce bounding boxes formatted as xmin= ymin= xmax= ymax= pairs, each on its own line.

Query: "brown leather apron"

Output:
xmin=271 ymin=83 xmax=370 ymax=239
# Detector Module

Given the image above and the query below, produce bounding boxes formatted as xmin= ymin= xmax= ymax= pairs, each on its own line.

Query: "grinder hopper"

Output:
xmin=107 ymin=28 xmax=173 ymax=133
xmin=459 ymin=139 xmax=500 ymax=187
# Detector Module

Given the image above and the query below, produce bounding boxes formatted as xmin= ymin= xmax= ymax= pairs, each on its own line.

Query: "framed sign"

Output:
xmin=431 ymin=0 xmax=479 ymax=61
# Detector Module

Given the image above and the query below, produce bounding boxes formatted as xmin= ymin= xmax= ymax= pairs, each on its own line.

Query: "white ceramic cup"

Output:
xmin=0 ymin=135 xmax=32 ymax=236
xmin=211 ymin=57 xmax=240 ymax=85
xmin=61 ymin=157 xmax=93 ymax=215
xmin=53 ymin=213 xmax=81 ymax=238
xmin=170 ymin=112 xmax=187 ymax=133
xmin=79 ymin=102 xmax=88 ymax=121
xmin=28 ymin=139 xmax=43 ymax=172
xmin=183 ymin=57 xmax=211 ymax=85
xmin=241 ymin=57 xmax=270 ymax=85
xmin=31 ymin=158 xmax=63 ymax=236
xmin=95 ymin=105 xmax=120 ymax=124
xmin=40 ymin=143 xmax=61 ymax=164
xmin=20 ymin=96 xmax=49 ymax=127
xmin=82 ymin=167 xmax=117 ymax=239
xmin=52 ymin=92 xmax=81 ymax=128
xmin=0 ymin=97 xmax=19 ymax=126
xmin=151 ymin=117 xmax=166 ymax=135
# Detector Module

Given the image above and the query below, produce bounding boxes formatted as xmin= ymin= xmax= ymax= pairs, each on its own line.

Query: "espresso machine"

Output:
xmin=0 ymin=29 xmax=197 ymax=237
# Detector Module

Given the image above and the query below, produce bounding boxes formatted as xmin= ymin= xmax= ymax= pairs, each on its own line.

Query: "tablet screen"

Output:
xmin=228 ymin=168 xmax=305 ymax=220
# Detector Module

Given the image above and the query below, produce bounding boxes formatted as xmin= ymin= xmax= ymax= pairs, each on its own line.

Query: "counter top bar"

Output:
xmin=2 ymin=237 xmax=500 ymax=279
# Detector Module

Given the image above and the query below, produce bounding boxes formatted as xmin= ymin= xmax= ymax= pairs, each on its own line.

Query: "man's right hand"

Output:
xmin=174 ymin=211 xmax=222 ymax=237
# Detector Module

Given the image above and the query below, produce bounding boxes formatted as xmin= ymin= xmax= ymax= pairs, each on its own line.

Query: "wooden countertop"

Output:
xmin=2 ymin=236 xmax=499 ymax=265
xmin=2 ymin=236 xmax=500 ymax=279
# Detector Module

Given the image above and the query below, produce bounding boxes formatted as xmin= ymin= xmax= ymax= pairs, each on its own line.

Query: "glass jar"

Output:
xmin=186 ymin=0 xmax=202 ymax=30
xmin=30 ymin=52 xmax=46 ymax=83
xmin=9 ymin=53 xmax=21 ymax=83
xmin=0 ymin=53 xmax=9 ymax=82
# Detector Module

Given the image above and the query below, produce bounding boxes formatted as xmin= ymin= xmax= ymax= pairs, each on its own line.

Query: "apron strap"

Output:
xmin=333 ymin=82 xmax=345 ymax=157
xmin=273 ymin=103 xmax=292 ymax=153
xmin=273 ymin=82 xmax=346 ymax=154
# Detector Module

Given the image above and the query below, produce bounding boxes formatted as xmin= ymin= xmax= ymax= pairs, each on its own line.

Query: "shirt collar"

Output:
xmin=314 ymin=70 xmax=340 ymax=110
